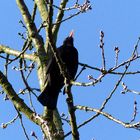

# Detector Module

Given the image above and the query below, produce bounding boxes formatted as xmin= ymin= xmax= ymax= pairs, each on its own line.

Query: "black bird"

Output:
xmin=38 ymin=31 xmax=78 ymax=109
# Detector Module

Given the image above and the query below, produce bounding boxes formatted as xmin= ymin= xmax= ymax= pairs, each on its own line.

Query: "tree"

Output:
xmin=0 ymin=1 xmax=140 ymax=140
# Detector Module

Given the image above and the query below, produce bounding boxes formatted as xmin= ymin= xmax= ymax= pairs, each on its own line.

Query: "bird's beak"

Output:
xmin=69 ymin=30 xmax=74 ymax=37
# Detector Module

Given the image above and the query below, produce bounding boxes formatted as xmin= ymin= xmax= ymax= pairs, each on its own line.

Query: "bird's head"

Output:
xmin=63 ymin=31 xmax=74 ymax=47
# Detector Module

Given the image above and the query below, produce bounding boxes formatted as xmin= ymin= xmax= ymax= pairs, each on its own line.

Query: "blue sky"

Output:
xmin=0 ymin=0 xmax=140 ymax=140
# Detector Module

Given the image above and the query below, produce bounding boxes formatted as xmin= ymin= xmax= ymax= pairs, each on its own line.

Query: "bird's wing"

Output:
xmin=57 ymin=46 xmax=63 ymax=56
xmin=46 ymin=47 xmax=62 ymax=73
xmin=46 ymin=56 xmax=54 ymax=74
xmin=42 ymin=56 xmax=54 ymax=89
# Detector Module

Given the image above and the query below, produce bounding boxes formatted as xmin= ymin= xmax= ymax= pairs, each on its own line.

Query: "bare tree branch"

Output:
xmin=0 ymin=70 xmax=60 ymax=140
xmin=52 ymin=0 xmax=69 ymax=42
xmin=0 ymin=45 xmax=36 ymax=61
xmin=1 ymin=1 xmax=140 ymax=140
xmin=75 ymin=105 xmax=140 ymax=130
xmin=16 ymin=0 xmax=46 ymax=59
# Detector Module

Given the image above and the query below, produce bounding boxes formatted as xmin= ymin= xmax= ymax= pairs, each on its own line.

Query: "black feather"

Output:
xmin=38 ymin=36 xmax=78 ymax=109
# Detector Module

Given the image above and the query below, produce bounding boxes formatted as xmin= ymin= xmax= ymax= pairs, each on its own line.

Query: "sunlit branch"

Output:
xmin=0 ymin=70 xmax=55 ymax=140
xmin=52 ymin=0 xmax=68 ymax=42
xmin=1 ymin=115 xmax=19 ymax=129
xmin=66 ymin=37 xmax=139 ymax=137
xmin=121 ymin=82 xmax=140 ymax=95
xmin=48 ymin=35 xmax=79 ymax=140
xmin=0 ymin=45 xmax=36 ymax=61
xmin=16 ymin=0 xmax=46 ymax=59
xmin=75 ymin=105 xmax=140 ymax=130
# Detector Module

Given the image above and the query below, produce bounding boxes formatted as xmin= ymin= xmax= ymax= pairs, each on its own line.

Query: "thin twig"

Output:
xmin=130 ymin=100 xmax=138 ymax=123
xmin=53 ymin=11 xmax=81 ymax=25
xmin=65 ymin=37 xmax=140 ymax=138
xmin=114 ymin=47 xmax=120 ymax=67
xmin=0 ymin=45 xmax=35 ymax=61
xmin=31 ymin=2 xmax=37 ymax=21
xmin=14 ymin=106 xmax=30 ymax=140
xmin=100 ymin=37 xmax=139 ymax=110
xmin=74 ymin=65 xmax=86 ymax=80
xmin=30 ymin=131 xmax=39 ymax=140
xmin=1 ymin=115 xmax=19 ymax=129
xmin=100 ymin=31 xmax=106 ymax=70
xmin=75 ymin=105 xmax=140 ymax=130
xmin=6 ymin=40 xmax=31 ymax=65
xmin=121 ymin=82 xmax=140 ymax=95
xmin=0 ymin=55 xmax=12 ymax=61
xmin=4 ymin=54 xmax=9 ymax=76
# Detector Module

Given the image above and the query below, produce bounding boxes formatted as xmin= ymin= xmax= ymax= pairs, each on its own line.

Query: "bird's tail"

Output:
xmin=37 ymin=91 xmax=58 ymax=110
